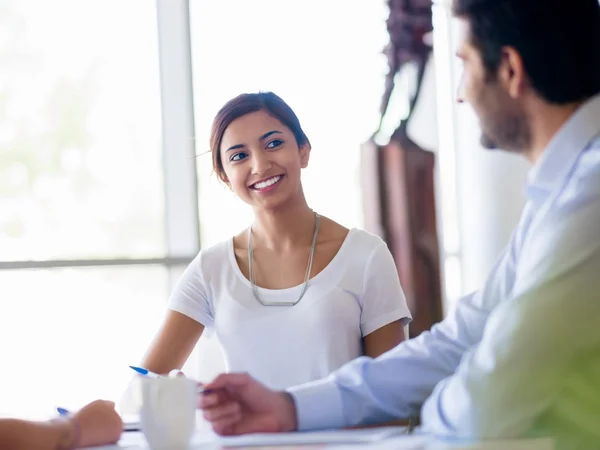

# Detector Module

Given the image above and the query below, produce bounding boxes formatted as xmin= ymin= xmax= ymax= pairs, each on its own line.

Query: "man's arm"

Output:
xmin=288 ymin=288 xmax=507 ymax=430
xmin=200 ymin=282 xmax=508 ymax=435
xmin=420 ymin=187 xmax=600 ymax=439
xmin=287 ymin=209 xmax=527 ymax=431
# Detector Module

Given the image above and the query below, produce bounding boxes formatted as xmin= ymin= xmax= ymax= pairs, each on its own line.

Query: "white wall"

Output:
xmin=453 ymin=108 xmax=529 ymax=293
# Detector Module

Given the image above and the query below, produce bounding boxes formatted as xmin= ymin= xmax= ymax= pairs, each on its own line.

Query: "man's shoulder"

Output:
xmin=556 ymin=138 xmax=600 ymax=210
xmin=574 ymin=137 xmax=600 ymax=179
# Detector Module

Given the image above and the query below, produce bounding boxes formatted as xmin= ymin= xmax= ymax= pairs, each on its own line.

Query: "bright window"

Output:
xmin=0 ymin=267 xmax=168 ymax=418
xmin=0 ymin=0 xmax=165 ymax=261
xmin=0 ymin=0 xmax=171 ymax=419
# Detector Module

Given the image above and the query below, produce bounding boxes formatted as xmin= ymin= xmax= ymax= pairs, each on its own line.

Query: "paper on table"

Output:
xmin=423 ymin=437 xmax=554 ymax=450
xmin=214 ymin=426 xmax=410 ymax=447
xmin=89 ymin=427 xmax=419 ymax=449
xmin=120 ymin=414 xmax=141 ymax=432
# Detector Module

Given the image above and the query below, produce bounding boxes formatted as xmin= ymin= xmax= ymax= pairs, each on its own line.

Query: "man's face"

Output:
xmin=455 ymin=18 xmax=531 ymax=153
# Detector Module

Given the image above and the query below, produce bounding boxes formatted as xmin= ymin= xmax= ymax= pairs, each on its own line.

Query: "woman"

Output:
xmin=140 ymin=92 xmax=411 ymax=390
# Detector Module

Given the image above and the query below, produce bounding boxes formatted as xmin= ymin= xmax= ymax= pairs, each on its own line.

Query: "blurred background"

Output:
xmin=0 ymin=0 xmax=529 ymax=419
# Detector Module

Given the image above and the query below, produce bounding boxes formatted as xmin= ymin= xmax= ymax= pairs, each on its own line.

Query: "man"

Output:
xmin=0 ymin=400 xmax=122 ymax=450
xmin=199 ymin=0 xmax=600 ymax=447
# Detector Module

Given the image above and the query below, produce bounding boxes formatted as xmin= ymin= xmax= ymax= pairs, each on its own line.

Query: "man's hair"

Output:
xmin=453 ymin=0 xmax=600 ymax=104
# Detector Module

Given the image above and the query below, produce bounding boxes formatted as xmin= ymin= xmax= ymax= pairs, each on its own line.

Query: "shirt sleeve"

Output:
xmin=287 ymin=291 xmax=482 ymax=431
xmin=420 ymin=177 xmax=600 ymax=439
xmin=359 ymin=242 xmax=412 ymax=336
xmin=167 ymin=252 xmax=214 ymax=329
xmin=288 ymin=227 xmax=523 ymax=431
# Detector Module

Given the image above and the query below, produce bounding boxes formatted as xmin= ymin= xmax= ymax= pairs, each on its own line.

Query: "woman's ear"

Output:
xmin=217 ymin=171 xmax=230 ymax=186
xmin=299 ymin=143 xmax=311 ymax=169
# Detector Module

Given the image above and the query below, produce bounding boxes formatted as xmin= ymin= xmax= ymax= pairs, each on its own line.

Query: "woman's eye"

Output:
xmin=266 ymin=139 xmax=283 ymax=149
xmin=230 ymin=152 xmax=248 ymax=162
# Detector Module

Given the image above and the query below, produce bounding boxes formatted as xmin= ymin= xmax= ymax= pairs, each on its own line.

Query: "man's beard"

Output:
xmin=474 ymin=80 xmax=530 ymax=153
xmin=478 ymin=109 xmax=530 ymax=153
xmin=480 ymin=132 xmax=499 ymax=150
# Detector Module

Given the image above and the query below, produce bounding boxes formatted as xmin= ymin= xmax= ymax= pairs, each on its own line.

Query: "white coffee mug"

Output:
xmin=140 ymin=376 xmax=197 ymax=449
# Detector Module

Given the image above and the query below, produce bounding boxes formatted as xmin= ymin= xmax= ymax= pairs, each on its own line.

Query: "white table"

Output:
xmin=90 ymin=427 xmax=554 ymax=450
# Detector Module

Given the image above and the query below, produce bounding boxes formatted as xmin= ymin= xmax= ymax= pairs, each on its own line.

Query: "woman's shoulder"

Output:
xmin=319 ymin=216 xmax=381 ymax=244
xmin=318 ymin=216 xmax=387 ymax=263
xmin=346 ymin=228 xmax=386 ymax=248
xmin=186 ymin=237 xmax=235 ymax=279
xmin=326 ymin=222 xmax=385 ymax=256
xmin=197 ymin=238 xmax=231 ymax=260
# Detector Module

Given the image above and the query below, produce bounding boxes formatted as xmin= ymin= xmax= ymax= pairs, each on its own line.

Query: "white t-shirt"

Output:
xmin=168 ymin=228 xmax=411 ymax=390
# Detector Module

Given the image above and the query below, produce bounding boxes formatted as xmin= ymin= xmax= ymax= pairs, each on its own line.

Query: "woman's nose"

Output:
xmin=251 ymin=151 xmax=273 ymax=175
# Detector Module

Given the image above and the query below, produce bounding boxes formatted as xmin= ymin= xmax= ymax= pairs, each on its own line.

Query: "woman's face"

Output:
xmin=219 ymin=110 xmax=310 ymax=211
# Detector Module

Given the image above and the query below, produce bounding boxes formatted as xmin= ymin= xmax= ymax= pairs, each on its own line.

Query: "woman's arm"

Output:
xmin=359 ymin=240 xmax=412 ymax=358
xmin=0 ymin=418 xmax=75 ymax=450
xmin=0 ymin=400 xmax=122 ymax=450
xmin=141 ymin=251 xmax=213 ymax=374
xmin=363 ymin=320 xmax=406 ymax=358
xmin=141 ymin=310 xmax=205 ymax=374
xmin=356 ymin=321 xmax=410 ymax=429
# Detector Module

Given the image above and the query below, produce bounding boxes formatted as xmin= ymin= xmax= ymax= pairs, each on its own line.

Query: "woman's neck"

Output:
xmin=251 ymin=199 xmax=317 ymax=252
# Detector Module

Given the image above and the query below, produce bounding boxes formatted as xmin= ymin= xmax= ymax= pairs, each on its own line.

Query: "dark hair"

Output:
xmin=209 ymin=92 xmax=311 ymax=182
xmin=453 ymin=0 xmax=600 ymax=104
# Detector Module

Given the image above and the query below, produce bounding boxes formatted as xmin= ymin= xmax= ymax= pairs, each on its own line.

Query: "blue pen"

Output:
xmin=129 ymin=365 xmax=162 ymax=378
xmin=129 ymin=365 xmax=209 ymax=394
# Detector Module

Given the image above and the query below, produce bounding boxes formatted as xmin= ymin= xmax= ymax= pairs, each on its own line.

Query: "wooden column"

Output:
xmin=362 ymin=133 xmax=443 ymax=337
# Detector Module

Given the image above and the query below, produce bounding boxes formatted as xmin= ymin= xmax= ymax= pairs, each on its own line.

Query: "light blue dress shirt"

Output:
xmin=288 ymin=94 xmax=600 ymax=448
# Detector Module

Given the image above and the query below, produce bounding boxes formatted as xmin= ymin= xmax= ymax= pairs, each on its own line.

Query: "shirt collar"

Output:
xmin=526 ymin=93 xmax=600 ymax=202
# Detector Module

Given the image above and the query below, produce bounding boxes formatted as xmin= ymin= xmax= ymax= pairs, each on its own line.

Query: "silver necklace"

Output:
xmin=248 ymin=212 xmax=320 ymax=306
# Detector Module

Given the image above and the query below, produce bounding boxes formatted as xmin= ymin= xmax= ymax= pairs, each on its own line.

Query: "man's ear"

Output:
xmin=299 ymin=143 xmax=311 ymax=169
xmin=499 ymin=46 xmax=527 ymax=99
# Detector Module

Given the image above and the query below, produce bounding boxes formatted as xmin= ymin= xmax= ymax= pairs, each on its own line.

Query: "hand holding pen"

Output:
xmin=56 ymin=400 xmax=123 ymax=447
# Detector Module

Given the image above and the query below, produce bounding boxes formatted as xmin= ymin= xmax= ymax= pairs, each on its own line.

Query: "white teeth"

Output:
xmin=253 ymin=175 xmax=281 ymax=190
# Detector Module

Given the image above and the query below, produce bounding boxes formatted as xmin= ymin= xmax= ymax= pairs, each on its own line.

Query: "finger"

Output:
xmin=216 ymin=418 xmax=271 ymax=436
xmin=202 ymin=402 xmax=240 ymax=422
xmin=199 ymin=392 xmax=221 ymax=409
xmin=212 ymin=422 xmax=235 ymax=436
xmin=199 ymin=389 xmax=233 ymax=409
xmin=211 ymin=416 xmax=243 ymax=436
xmin=205 ymin=372 xmax=252 ymax=391
xmin=197 ymin=382 xmax=214 ymax=396
xmin=95 ymin=400 xmax=115 ymax=408
xmin=204 ymin=411 xmax=241 ymax=431
xmin=196 ymin=383 xmax=207 ymax=408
